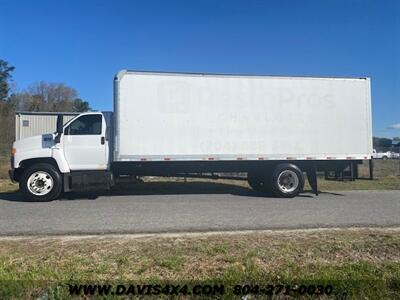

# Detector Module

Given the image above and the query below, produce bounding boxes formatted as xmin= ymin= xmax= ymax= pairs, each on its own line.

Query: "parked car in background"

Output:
xmin=372 ymin=149 xmax=392 ymax=160
xmin=391 ymin=152 xmax=400 ymax=159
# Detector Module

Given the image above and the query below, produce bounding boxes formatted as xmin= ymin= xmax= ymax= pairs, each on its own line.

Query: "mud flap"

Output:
xmin=306 ymin=164 xmax=318 ymax=196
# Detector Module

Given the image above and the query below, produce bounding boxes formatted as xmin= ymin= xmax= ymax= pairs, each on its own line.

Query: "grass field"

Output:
xmin=358 ymin=159 xmax=400 ymax=178
xmin=0 ymin=228 xmax=399 ymax=299
xmin=0 ymin=155 xmax=9 ymax=181
xmin=0 ymin=179 xmax=16 ymax=193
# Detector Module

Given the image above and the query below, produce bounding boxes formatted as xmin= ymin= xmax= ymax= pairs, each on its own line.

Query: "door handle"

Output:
xmin=101 ymin=137 xmax=105 ymax=145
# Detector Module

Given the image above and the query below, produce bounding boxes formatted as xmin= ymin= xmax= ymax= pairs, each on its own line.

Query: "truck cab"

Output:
xmin=10 ymin=112 xmax=111 ymax=201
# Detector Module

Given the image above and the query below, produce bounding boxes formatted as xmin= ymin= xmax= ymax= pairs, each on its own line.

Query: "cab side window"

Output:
xmin=65 ymin=115 xmax=102 ymax=135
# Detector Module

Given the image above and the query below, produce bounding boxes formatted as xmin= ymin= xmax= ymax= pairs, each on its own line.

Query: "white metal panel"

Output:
xmin=15 ymin=113 xmax=78 ymax=140
xmin=114 ymin=72 xmax=372 ymax=161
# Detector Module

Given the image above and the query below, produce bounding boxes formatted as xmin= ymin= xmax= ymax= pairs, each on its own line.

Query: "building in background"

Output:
xmin=15 ymin=111 xmax=79 ymax=140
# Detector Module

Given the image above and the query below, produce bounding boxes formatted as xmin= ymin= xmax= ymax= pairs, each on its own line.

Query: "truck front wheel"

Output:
xmin=270 ymin=164 xmax=304 ymax=198
xmin=20 ymin=163 xmax=62 ymax=202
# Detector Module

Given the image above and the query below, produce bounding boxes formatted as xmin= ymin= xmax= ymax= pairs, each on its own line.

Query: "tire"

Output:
xmin=382 ymin=156 xmax=388 ymax=160
xmin=19 ymin=163 xmax=62 ymax=202
xmin=270 ymin=164 xmax=304 ymax=198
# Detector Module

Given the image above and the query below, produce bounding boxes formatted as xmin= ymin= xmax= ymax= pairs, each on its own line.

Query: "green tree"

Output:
xmin=373 ymin=137 xmax=393 ymax=148
xmin=72 ymin=98 xmax=91 ymax=112
xmin=0 ymin=59 xmax=15 ymax=101
xmin=11 ymin=81 xmax=91 ymax=112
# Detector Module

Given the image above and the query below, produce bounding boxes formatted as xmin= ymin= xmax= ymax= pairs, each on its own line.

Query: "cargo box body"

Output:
xmin=114 ymin=71 xmax=372 ymax=162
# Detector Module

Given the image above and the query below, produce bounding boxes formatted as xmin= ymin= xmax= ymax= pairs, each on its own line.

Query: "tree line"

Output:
xmin=0 ymin=59 xmax=91 ymax=145
xmin=373 ymin=137 xmax=400 ymax=148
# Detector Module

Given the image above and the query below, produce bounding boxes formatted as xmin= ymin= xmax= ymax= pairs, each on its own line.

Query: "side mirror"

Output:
xmin=56 ymin=114 xmax=63 ymax=133
xmin=54 ymin=115 xmax=63 ymax=144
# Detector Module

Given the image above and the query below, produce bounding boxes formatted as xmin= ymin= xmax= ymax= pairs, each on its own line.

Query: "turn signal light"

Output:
xmin=11 ymin=148 xmax=16 ymax=156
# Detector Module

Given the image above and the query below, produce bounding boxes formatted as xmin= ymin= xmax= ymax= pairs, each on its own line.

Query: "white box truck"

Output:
xmin=9 ymin=71 xmax=373 ymax=201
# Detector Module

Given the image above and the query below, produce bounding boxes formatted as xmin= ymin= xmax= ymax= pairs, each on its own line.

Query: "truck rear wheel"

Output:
xmin=19 ymin=163 xmax=62 ymax=202
xmin=270 ymin=164 xmax=304 ymax=198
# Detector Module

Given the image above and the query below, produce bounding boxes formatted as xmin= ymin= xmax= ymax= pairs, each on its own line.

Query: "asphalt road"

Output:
xmin=0 ymin=182 xmax=399 ymax=235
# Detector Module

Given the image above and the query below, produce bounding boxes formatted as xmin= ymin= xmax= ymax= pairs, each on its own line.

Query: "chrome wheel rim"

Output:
xmin=27 ymin=171 xmax=54 ymax=196
xmin=277 ymin=170 xmax=299 ymax=193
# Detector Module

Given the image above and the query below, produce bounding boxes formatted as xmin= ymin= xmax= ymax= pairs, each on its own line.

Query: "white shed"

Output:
xmin=15 ymin=111 xmax=79 ymax=140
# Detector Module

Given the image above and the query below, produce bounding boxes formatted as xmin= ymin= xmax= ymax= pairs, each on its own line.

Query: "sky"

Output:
xmin=1 ymin=0 xmax=399 ymax=137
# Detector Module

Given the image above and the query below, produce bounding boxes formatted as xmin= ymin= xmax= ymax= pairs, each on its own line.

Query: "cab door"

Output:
xmin=62 ymin=113 xmax=107 ymax=170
